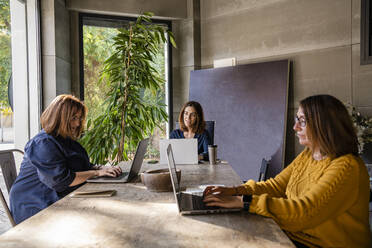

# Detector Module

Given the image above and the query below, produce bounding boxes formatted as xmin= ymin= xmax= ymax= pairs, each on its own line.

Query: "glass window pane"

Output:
xmin=0 ymin=0 xmax=13 ymax=147
xmin=82 ymin=17 xmax=169 ymax=161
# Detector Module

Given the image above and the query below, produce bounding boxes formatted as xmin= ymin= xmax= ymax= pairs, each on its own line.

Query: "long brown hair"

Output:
xmin=178 ymin=101 xmax=206 ymax=134
xmin=41 ymin=94 xmax=87 ymax=139
xmin=300 ymin=94 xmax=358 ymax=158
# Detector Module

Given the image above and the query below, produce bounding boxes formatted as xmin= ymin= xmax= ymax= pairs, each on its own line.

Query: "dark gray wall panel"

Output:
xmin=189 ymin=60 xmax=289 ymax=180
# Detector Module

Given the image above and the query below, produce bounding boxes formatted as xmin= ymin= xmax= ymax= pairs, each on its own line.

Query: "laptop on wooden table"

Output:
xmin=160 ymin=138 xmax=198 ymax=164
xmin=166 ymin=144 xmax=241 ymax=215
xmin=87 ymin=138 xmax=149 ymax=183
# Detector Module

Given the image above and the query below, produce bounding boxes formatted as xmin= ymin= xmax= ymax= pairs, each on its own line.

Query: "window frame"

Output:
xmin=9 ymin=0 xmax=42 ymax=149
xmin=78 ymin=12 xmax=173 ymax=132
xmin=361 ymin=0 xmax=372 ymax=64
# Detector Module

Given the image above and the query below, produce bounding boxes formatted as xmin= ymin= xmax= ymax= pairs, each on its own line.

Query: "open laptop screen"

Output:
xmin=160 ymin=139 xmax=198 ymax=164
xmin=167 ymin=144 xmax=180 ymax=193
xmin=127 ymin=138 xmax=149 ymax=180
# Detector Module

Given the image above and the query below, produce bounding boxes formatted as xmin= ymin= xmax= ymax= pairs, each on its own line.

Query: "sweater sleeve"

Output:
xmin=236 ymin=150 xmax=308 ymax=197
xmin=241 ymin=165 xmax=292 ymax=197
xmin=248 ymin=155 xmax=360 ymax=232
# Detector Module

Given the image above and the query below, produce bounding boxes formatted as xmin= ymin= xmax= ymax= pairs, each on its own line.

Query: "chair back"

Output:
xmin=205 ymin=121 xmax=215 ymax=145
xmin=0 ymin=188 xmax=15 ymax=226
xmin=0 ymin=149 xmax=22 ymax=227
xmin=174 ymin=121 xmax=215 ymax=144
xmin=0 ymin=149 xmax=24 ymax=193
xmin=258 ymin=158 xmax=271 ymax=181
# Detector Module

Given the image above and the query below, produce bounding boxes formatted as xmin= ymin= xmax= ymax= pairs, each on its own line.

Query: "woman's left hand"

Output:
xmin=203 ymin=194 xmax=243 ymax=209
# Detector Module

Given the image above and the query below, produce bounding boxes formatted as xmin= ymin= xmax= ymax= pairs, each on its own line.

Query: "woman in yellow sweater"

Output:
xmin=203 ymin=94 xmax=371 ymax=248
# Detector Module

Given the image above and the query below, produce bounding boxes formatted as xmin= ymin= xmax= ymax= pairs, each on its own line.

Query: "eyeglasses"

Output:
xmin=71 ymin=116 xmax=84 ymax=122
xmin=294 ymin=116 xmax=306 ymax=127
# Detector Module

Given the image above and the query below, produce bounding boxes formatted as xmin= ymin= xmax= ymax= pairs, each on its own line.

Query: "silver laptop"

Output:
xmin=166 ymin=144 xmax=241 ymax=215
xmin=160 ymin=139 xmax=198 ymax=164
xmin=88 ymin=138 xmax=149 ymax=183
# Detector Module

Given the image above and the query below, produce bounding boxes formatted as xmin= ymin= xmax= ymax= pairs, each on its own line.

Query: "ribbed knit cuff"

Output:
xmin=235 ymin=184 xmax=253 ymax=195
xmin=248 ymin=195 xmax=259 ymax=213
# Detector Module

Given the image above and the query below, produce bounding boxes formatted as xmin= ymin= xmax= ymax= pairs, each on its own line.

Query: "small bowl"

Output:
xmin=141 ymin=168 xmax=181 ymax=192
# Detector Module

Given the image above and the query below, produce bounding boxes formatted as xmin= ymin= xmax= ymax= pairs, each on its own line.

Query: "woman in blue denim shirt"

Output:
xmin=10 ymin=94 xmax=122 ymax=224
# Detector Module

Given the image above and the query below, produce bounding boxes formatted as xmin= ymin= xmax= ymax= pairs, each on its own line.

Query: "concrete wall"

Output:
xmin=171 ymin=0 xmax=201 ymax=126
xmin=41 ymin=0 xmax=71 ymax=108
xmin=194 ymin=0 xmax=371 ymax=162
xmin=41 ymin=0 xmax=372 ymax=163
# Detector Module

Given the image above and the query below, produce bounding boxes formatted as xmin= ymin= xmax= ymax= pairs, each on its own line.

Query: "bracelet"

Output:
xmin=242 ymin=194 xmax=252 ymax=211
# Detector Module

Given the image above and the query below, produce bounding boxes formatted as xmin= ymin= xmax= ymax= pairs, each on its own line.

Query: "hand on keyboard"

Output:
xmin=96 ymin=166 xmax=122 ymax=177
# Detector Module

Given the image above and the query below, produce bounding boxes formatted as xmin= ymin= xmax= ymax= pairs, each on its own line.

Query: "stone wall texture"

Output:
xmin=187 ymin=0 xmax=368 ymax=162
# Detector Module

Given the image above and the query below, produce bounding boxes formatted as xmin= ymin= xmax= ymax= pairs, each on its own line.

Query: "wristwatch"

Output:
xmin=242 ymin=195 xmax=252 ymax=211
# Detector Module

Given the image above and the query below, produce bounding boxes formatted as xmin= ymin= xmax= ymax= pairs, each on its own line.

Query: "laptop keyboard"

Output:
xmin=181 ymin=193 xmax=219 ymax=210
xmin=99 ymin=171 xmax=129 ymax=180
xmin=192 ymin=195 xmax=208 ymax=210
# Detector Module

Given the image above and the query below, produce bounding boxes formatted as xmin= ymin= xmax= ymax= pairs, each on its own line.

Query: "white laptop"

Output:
xmin=166 ymin=144 xmax=241 ymax=215
xmin=159 ymin=138 xmax=198 ymax=164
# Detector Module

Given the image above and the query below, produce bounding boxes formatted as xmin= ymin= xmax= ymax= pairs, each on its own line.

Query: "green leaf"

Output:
xmin=168 ymin=32 xmax=177 ymax=48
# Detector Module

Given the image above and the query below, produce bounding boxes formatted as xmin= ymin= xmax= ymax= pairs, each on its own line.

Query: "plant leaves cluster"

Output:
xmin=350 ymin=107 xmax=372 ymax=153
xmin=79 ymin=12 xmax=176 ymax=164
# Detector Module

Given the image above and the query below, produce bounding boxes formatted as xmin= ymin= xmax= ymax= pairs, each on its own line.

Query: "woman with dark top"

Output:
xmin=10 ymin=94 xmax=122 ymax=224
xmin=203 ymin=95 xmax=371 ymax=248
xmin=170 ymin=101 xmax=211 ymax=160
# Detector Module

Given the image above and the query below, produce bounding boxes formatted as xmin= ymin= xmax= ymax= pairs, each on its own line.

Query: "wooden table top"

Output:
xmin=0 ymin=162 xmax=295 ymax=248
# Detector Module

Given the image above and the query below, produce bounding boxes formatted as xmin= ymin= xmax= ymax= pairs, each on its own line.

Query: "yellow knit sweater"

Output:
xmin=237 ymin=148 xmax=371 ymax=248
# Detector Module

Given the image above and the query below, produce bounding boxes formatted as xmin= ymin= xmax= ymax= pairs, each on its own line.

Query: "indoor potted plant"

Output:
xmin=80 ymin=12 xmax=176 ymax=165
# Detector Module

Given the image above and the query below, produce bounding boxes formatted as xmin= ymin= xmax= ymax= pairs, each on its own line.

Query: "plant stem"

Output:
xmin=117 ymin=25 xmax=133 ymax=162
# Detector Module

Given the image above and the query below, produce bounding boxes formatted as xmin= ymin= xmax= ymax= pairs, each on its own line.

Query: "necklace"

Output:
xmin=313 ymin=153 xmax=327 ymax=161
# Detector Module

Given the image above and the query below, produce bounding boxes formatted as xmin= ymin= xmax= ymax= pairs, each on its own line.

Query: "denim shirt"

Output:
xmin=10 ymin=130 xmax=93 ymax=224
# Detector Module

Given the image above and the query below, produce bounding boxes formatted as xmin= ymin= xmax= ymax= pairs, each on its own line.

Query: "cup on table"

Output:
xmin=208 ymin=144 xmax=218 ymax=165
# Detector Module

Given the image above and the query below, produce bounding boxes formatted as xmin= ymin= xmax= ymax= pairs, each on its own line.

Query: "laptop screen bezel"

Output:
xmin=166 ymin=144 xmax=181 ymax=212
xmin=127 ymin=138 xmax=149 ymax=180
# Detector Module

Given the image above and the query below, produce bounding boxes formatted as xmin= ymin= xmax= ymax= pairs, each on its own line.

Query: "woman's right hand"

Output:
xmin=203 ymin=186 xmax=237 ymax=196
xmin=203 ymin=194 xmax=243 ymax=209
xmin=96 ymin=166 xmax=122 ymax=177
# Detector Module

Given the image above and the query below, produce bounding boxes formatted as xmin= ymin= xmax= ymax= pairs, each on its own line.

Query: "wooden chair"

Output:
xmin=0 ymin=149 xmax=24 ymax=227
